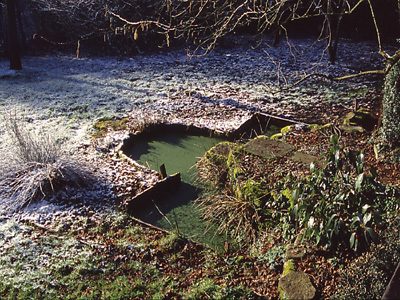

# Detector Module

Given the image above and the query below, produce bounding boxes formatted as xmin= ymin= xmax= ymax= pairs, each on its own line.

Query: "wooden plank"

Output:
xmin=124 ymin=173 xmax=181 ymax=214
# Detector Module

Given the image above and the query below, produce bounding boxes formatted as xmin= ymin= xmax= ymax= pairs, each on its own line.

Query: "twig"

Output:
xmin=129 ymin=215 xmax=171 ymax=235
xmin=285 ymin=72 xmax=334 ymax=89
xmin=106 ymin=8 xmax=171 ymax=31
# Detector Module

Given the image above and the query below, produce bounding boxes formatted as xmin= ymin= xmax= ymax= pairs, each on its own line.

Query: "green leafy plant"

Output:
xmin=281 ymin=135 xmax=400 ymax=252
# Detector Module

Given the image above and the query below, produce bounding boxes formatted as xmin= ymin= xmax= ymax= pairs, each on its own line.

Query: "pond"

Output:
xmin=124 ymin=131 xmax=228 ymax=250
xmin=122 ymin=115 xmax=290 ymax=249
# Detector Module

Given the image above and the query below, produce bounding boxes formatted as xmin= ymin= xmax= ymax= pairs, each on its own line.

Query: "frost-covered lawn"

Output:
xmin=0 ymin=219 xmax=94 ymax=297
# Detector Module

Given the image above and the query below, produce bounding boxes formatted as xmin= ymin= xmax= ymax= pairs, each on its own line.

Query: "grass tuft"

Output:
xmin=0 ymin=112 xmax=96 ymax=212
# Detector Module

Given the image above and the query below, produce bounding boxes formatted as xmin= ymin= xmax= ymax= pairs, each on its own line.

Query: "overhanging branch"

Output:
xmin=106 ymin=8 xmax=171 ymax=31
xmin=288 ymin=68 xmax=387 ymax=89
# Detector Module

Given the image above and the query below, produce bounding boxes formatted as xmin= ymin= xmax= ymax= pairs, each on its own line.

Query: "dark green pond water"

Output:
xmin=124 ymin=132 xmax=228 ymax=250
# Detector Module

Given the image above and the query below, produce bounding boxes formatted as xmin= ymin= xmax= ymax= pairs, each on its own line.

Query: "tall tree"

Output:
xmin=6 ymin=0 xmax=22 ymax=70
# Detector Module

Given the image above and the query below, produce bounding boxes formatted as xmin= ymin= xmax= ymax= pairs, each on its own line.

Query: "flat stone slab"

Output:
xmin=244 ymin=136 xmax=325 ymax=170
xmin=285 ymin=244 xmax=309 ymax=260
xmin=290 ymin=151 xmax=325 ymax=168
xmin=244 ymin=137 xmax=295 ymax=159
xmin=279 ymin=271 xmax=316 ymax=300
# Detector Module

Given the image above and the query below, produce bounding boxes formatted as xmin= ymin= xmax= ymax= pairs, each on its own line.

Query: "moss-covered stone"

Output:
xmin=307 ymin=123 xmax=333 ymax=132
xmin=285 ymin=244 xmax=308 ymax=260
xmin=279 ymin=271 xmax=316 ymax=300
xmin=92 ymin=117 xmax=129 ymax=138
xmin=290 ymin=152 xmax=325 ymax=168
xmin=244 ymin=136 xmax=295 ymax=159
xmin=340 ymin=124 xmax=365 ymax=133
xmin=281 ymin=125 xmax=294 ymax=134
xmin=270 ymin=133 xmax=283 ymax=140
xmin=282 ymin=259 xmax=296 ymax=277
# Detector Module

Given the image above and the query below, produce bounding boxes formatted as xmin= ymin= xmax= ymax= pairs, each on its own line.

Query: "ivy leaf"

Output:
xmin=308 ymin=216 xmax=315 ymax=228
xmin=351 ymin=215 xmax=362 ymax=227
xmin=373 ymin=144 xmax=379 ymax=160
xmin=316 ymin=234 xmax=321 ymax=245
xmin=327 ymin=214 xmax=337 ymax=227
xmin=334 ymin=149 xmax=340 ymax=167
xmin=357 ymin=153 xmax=364 ymax=174
xmin=334 ymin=193 xmax=345 ymax=204
xmin=362 ymin=204 xmax=371 ymax=214
xmin=291 ymin=188 xmax=300 ymax=202
xmin=310 ymin=162 xmax=315 ymax=173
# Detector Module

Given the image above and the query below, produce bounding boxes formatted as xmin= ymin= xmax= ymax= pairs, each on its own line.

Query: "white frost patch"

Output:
xmin=0 ymin=216 xmax=94 ymax=294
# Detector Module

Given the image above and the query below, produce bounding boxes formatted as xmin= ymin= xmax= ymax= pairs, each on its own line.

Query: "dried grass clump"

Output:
xmin=198 ymin=192 xmax=262 ymax=243
xmin=4 ymin=113 xmax=62 ymax=164
xmin=196 ymin=142 xmax=267 ymax=242
xmin=0 ymin=113 xmax=95 ymax=212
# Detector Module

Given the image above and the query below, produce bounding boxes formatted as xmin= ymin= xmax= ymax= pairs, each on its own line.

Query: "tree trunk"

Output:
xmin=325 ymin=0 xmax=345 ymax=64
xmin=15 ymin=0 xmax=27 ymax=53
xmin=6 ymin=0 xmax=22 ymax=70
xmin=381 ymin=61 xmax=400 ymax=146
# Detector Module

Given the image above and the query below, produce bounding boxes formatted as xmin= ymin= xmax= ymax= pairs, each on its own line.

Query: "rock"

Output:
xmin=281 ymin=125 xmax=295 ymax=134
xmin=290 ymin=152 xmax=325 ymax=168
xmin=282 ymin=259 xmax=296 ymax=276
xmin=285 ymin=244 xmax=308 ymax=260
xmin=244 ymin=136 xmax=295 ymax=159
xmin=339 ymin=124 xmax=365 ymax=133
xmin=279 ymin=271 xmax=316 ymax=300
xmin=270 ymin=133 xmax=283 ymax=140
xmin=343 ymin=108 xmax=377 ymax=131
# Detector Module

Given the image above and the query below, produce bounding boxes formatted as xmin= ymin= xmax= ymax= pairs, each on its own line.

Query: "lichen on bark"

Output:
xmin=381 ymin=61 xmax=400 ymax=146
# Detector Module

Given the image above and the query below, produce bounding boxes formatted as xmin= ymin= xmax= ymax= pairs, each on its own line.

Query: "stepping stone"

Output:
xmin=244 ymin=137 xmax=295 ymax=159
xmin=290 ymin=151 xmax=325 ymax=168
xmin=279 ymin=271 xmax=316 ymax=300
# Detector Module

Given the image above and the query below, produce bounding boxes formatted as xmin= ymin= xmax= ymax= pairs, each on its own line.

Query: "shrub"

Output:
xmin=197 ymin=135 xmax=400 ymax=250
xmin=280 ymin=135 xmax=400 ymax=252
